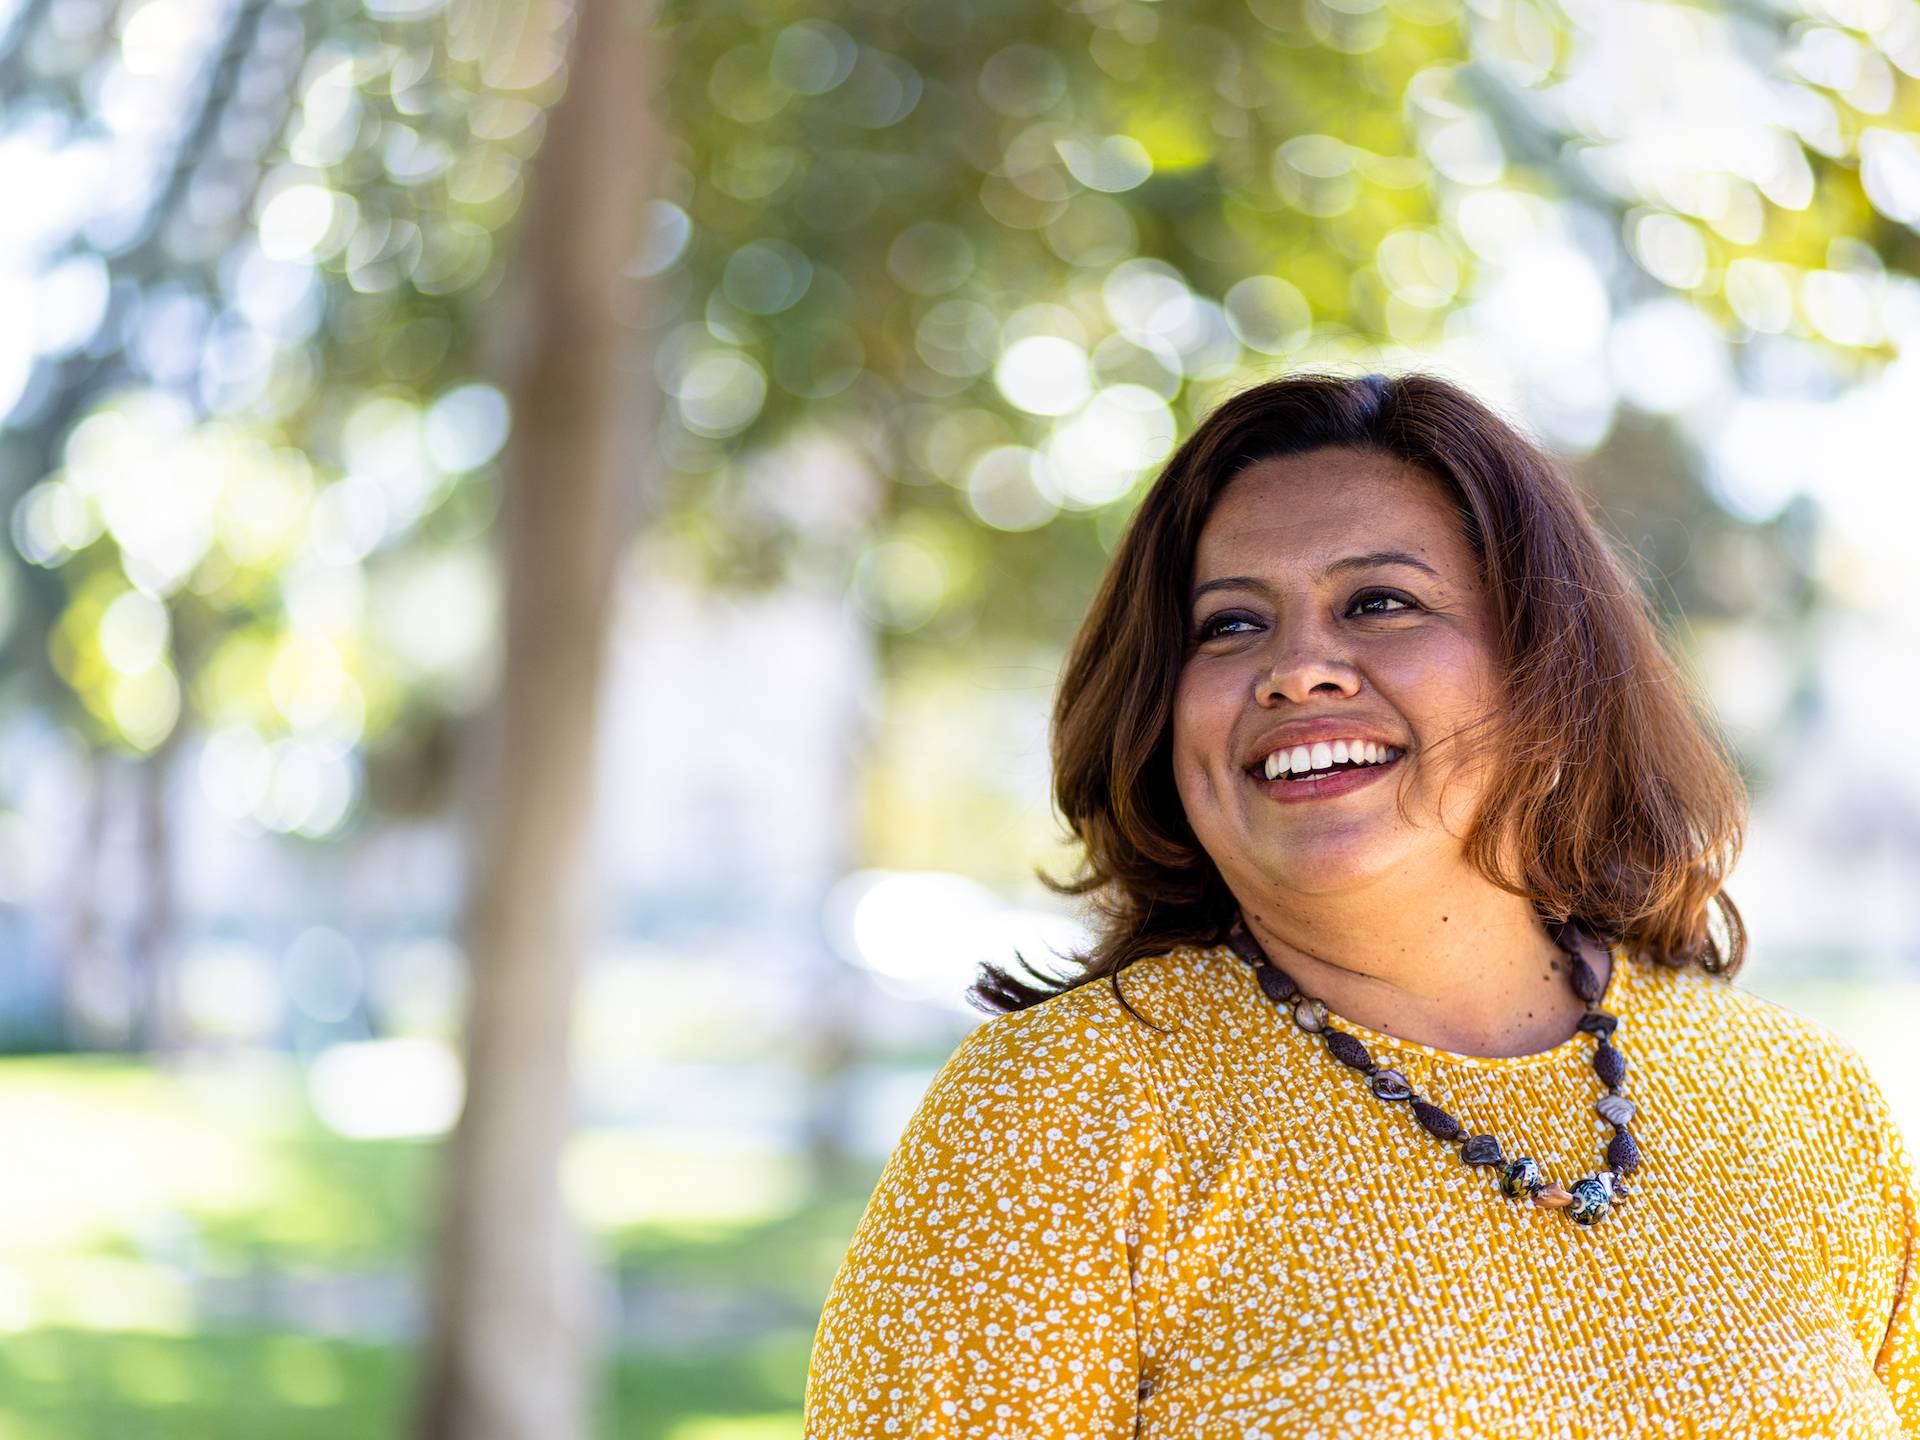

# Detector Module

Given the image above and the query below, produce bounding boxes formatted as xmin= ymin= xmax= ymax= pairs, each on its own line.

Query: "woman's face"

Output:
xmin=1171 ymin=446 xmax=1505 ymax=901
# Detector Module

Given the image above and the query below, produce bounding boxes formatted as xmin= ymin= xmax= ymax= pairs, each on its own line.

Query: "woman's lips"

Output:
xmin=1247 ymin=751 xmax=1402 ymax=803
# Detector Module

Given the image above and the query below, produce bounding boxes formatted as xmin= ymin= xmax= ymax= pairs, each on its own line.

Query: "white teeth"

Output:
xmin=1258 ymin=739 xmax=1401 ymax=779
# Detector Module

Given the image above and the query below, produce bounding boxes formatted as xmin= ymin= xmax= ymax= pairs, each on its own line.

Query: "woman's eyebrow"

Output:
xmin=1190 ymin=551 xmax=1442 ymax=604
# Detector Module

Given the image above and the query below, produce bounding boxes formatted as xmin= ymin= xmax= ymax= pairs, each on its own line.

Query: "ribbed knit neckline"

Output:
xmin=1212 ymin=940 xmax=1635 ymax=1073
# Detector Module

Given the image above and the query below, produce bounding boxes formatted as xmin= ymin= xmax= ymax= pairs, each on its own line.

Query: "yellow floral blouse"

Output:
xmin=804 ymin=941 xmax=1920 ymax=1438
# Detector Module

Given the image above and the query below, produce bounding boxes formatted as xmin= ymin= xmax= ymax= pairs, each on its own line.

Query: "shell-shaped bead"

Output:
xmin=1532 ymin=1182 xmax=1573 ymax=1208
xmin=1578 ymin=1011 xmax=1619 ymax=1037
xmin=1292 ymin=997 xmax=1329 ymax=1034
xmin=1462 ymin=1135 xmax=1503 ymax=1166
xmin=1369 ymin=1068 xmax=1413 ymax=1102
xmin=1596 ymin=1094 xmax=1636 ymax=1127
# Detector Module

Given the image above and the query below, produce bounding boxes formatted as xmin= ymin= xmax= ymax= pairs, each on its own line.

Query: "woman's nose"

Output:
xmin=1253 ymin=617 xmax=1361 ymax=704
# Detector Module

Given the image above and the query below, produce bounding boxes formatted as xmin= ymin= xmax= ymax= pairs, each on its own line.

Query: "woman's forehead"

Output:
xmin=1196 ymin=455 xmax=1469 ymax=573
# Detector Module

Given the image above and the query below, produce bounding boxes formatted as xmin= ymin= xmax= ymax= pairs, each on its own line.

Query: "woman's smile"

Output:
xmin=1246 ymin=745 xmax=1406 ymax=803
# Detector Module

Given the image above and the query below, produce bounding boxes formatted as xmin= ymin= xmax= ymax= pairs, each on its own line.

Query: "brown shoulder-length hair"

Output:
xmin=968 ymin=368 xmax=1748 ymax=1022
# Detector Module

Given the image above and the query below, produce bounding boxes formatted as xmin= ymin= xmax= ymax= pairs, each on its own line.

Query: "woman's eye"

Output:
xmin=1194 ymin=614 xmax=1253 ymax=641
xmin=1193 ymin=592 xmax=1415 ymax=642
xmin=1351 ymin=590 xmax=1415 ymax=616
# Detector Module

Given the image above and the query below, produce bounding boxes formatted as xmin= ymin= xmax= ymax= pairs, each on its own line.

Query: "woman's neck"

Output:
xmin=1238 ymin=889 xmax=1612 ymax=1060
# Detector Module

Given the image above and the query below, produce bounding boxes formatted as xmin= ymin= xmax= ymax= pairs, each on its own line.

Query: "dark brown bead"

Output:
xmin=1593 ymin=1041 xmax=1627 ymax=1089
xmin=1568 ymin=957 xmax=1602 ymax=1003
xmin=1227 ymin=922 xmax=1266 ymax=968
xmin=1255 ymin=964 xmax=1298 ymax=1007
xmin=1324 ymin=1030 xmax=1374 ymax=1072
xmin=1607 ymin=1127 xmax=1639 ymax=1177
xmin=1462 ymin=1134 xmax=1502 ymax=1166
xmin=1577 ymin=1011 xmax=1618 ymax=1037
xmin=1411 ymin=1099 xmax=1462 ymax=1141
xmin=1369 ymin=1068 xmax=1414 ymax=1101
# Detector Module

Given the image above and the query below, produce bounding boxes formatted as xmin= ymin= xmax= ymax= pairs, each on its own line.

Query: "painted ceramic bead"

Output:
xmin=1568 ymin=1176 xmax=1612 ymax=1224
xmin=1369 ymin=1068 xmax=1413 ymax=1102
xmin=1500 ymin=1157 xmax=1543 ymax=1198
xmin=1324 ymin=1030 xmax=1373 ymax=1072
xmin=1462 ymin=1135 xmax=1503 ymax=1166
xmin=1256 ymin=965 xmax=1298 ymax=1006
xmin=1596 ymin=1094 xmax=1636 ymax=1126
xmin=1292 ymin=996 xmax=1329 ymax=1033
xmin=1532 ymin=1182 xmax=1573 ymax=1208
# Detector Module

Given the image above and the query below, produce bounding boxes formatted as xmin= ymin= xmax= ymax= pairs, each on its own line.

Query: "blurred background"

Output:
xmin=0 ymin=0 xmax=1917 ymax=1433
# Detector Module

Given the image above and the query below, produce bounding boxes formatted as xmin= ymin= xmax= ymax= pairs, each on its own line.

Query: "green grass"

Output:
xmin=0 ymin=1054 xmax=880 ymax=1438
xmin=0 ymin=1327 xmax=817 ymax=1439
xmin=0 ymin=1054 xmax=436 ymax=1274
xmin=0 ymin=1328 xmax=410 ymax=1439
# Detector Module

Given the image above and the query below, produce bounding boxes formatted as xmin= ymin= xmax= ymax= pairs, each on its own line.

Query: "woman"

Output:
xmin=803 ymin=371 xmax=1920 ymax=1436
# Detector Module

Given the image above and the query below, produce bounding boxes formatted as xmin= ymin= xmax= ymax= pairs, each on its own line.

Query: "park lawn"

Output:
xmin=0 ymin=1327 xmax=810 ymax=1439
xmin=0 ymin=1054 xmax=874 ymax=1438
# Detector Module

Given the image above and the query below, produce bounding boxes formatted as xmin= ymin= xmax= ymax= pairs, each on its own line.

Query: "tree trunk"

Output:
xmin=416 ymin=0 xmax=660 ymax=1434
xmin=130 ymin=744 xmax=178 ymax=1054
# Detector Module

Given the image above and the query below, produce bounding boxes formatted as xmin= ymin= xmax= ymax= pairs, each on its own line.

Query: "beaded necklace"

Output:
xmin=1225 ymin=913 xmax=1640 ymax=1226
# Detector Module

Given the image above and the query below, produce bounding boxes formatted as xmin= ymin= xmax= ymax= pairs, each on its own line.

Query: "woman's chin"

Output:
xmin=1242 ymin=831 xmax=1411 ymax=896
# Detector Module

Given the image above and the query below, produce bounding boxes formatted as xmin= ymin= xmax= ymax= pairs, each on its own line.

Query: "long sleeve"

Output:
xmin=1866 ymin=1071 xmax=1920 ymax=1433
xmin=803 ymin=993 xmax=1177 ymax=1439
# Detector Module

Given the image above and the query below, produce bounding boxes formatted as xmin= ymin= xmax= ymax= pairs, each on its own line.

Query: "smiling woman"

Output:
xmin=802 ymin=371 xmax=1920 ymax=1438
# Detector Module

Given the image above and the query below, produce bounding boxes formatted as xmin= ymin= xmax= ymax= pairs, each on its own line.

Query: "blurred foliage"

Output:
xmin=652 ymin=0 xmax=1920 ymax=669
xmin=0 ymin=0 xmax=565 ymax=827
xmin=3 ymin=0 xmax=1918 ymax=823
xmin=654 ymin=0 xmax=1478 ymax=652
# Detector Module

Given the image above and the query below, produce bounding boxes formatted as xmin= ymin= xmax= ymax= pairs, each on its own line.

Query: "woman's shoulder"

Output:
xmin=1633 ymin=956 xmax=1870 ymax=1070
xmin=1629 ymin=956 xmax=1902 ymax=1137
xmin=911 ymin=945 xmax=1242 ymax=1134
xmin=950 ymin=942 xmax=1236 ymax=1068
xmin=934 ymin=959 xmax=1170 ymax=1103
